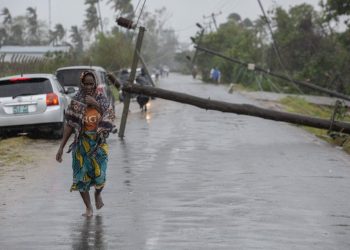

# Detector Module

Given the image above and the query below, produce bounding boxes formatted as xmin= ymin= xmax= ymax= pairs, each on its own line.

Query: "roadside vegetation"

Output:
xmin=279 ymin=96 xmax=350 ymax=153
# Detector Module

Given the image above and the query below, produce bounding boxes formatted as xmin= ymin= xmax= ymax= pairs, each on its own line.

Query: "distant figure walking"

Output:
xmin=211 ymin=67 xmax=221 ymax=84
xmin=192 ymin=65 xmax=198 ymax=79
xmin=136 ymin=68 xmax=151 ymax=111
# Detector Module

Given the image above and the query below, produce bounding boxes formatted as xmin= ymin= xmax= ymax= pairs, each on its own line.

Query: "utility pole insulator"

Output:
xmin=203 ymin=11 xmax=222 ymax=31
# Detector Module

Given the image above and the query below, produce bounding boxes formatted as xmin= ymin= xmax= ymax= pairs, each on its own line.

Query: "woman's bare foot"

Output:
xmin=95 ymin=191 xmax=104 ymax=210
xmin=82 ymin=207 xmax=93 ymax=217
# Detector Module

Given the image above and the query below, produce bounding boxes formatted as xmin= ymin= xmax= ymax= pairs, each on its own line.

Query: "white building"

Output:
xmin=0 ymin=45 xmax=71 ymax=62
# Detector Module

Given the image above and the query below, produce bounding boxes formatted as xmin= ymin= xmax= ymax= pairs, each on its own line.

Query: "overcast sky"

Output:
xmin=1 ymin=0 xmax=321 ymax=43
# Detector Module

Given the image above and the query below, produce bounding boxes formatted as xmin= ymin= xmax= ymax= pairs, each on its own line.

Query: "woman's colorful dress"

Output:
xmin=65 ymin=93 xmax=115 ymax=192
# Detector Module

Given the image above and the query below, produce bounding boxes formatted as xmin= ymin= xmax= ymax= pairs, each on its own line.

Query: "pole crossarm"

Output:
xmin=195 ymin=45 xmax=350 ymax=102
xmin=123 ymin=84 xmax=350 ymax=134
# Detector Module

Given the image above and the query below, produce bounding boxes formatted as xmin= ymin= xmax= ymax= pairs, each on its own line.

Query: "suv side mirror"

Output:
xmin=65 ymin=87 xmax=76 ymax=94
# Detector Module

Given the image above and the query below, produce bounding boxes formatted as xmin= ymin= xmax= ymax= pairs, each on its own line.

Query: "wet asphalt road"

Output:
xmin=1 ymin=74 xmax=350 ymax=249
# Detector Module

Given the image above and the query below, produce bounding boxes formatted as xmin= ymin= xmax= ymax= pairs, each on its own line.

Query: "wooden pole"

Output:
xmin=123 ymin=84 xmax=350 ymax=134
xmin=118 ymin=26 xmax=146 ymax=138
xmin=191 ymin=29 xmax=204 ymax=67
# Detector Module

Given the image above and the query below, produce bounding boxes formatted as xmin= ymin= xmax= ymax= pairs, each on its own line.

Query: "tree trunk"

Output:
xmin=123 ymin=84 xmax=350 ymax=134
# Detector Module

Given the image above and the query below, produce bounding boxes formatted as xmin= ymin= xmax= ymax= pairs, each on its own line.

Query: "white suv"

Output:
xmin=0 ymin=74 xmax=70 ymax=139
xmin=56 ymin=66 xmax=115 ymax=110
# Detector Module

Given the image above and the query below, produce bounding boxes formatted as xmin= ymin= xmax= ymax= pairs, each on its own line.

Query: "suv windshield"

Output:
xmin=56 ymin=69 xmax=104 ymax=87
xmin=0 ymin=78 xmax=53 ymax=98
xmin=56 ymin=69 xmax=86 ymax=87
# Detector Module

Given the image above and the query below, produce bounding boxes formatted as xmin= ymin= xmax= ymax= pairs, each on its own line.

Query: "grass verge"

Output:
xmin=0 ymin=136 xmax=34 ymax=167
xmin=279 ymin=96 xmax=350 ymax=153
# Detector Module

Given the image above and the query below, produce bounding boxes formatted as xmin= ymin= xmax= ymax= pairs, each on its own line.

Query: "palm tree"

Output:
xmin=50 ymin=24 xmax=66 ymax=45
xmin=84 ymin=2 xmax=100 ymax=33
xmin=0 ymin=28 xmax=8 ymax=45
xmin=70 ymin=26 xmax=83 ymax=53
xmin=49 ymin=29 xmax=57 ymax=45
xmin=26 ymin=7 xmax=39 ymax=44
xmin=1 ymin=8 xmax=12 ymax=25
xmin=107 ymin=0 xmax=134 ymax=19
xmin=55 ymin=24 xmax=66 ymax=41
xmin=10 ymin=23 xmax=24 ymax=45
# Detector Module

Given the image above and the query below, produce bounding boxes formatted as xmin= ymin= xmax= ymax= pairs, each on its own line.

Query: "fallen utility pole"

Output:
xmin=123 ymin=84 xmax=350 ymax=134
xmin=195 ymin=45 xmax=350 ymax=102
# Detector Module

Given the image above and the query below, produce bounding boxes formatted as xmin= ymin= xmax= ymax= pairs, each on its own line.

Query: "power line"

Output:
xmin=173 ymin=24 xmax=197 ymax=33
xmin=134 ymin=0 xmax=142 ymax=15
xmin=215 ymin=0 xmax=232 ymax=13
xmin=135 ymin=0 xmax=146 ymax=27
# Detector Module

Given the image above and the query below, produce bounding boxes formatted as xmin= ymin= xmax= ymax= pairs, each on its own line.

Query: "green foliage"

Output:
xmin=270 ymin=4 xmax=350 ymax=94
xmin=174 ymin=50 xmax=192 ymax=73
xmin=322 ymin=0 xmax=350 ymax=23
xmin=110 ymin=84 xmax=120 ymax=102
xmin=196 ymin=16 xmax=260 ymax=83
xmin=87 ymin=31 xmax=133 ymax=71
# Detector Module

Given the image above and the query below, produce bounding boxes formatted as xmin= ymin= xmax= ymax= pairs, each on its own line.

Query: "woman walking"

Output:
xmin=56 ymin=71 xmax=115 ymax=217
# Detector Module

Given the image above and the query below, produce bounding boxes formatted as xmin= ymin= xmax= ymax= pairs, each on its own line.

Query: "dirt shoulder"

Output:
xmin=0 ymin=136 xmax=59 ymax=175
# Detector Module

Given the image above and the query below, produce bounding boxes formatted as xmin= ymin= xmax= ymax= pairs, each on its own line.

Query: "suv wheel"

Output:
xmin=52 ymin=122 xmax=64 ymax=139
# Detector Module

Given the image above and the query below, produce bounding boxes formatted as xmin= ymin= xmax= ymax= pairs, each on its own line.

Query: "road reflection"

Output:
xmin=71 ymin=215 xmax=106 ymax=250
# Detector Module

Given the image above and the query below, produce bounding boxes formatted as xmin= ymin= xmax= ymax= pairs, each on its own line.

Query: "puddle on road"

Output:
xmin=70 ymin=215 xmax=106 ymax=249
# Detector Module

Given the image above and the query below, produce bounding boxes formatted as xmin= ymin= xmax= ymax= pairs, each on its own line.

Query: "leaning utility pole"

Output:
xmin=191 ymin=23 xmax=205 ymax=67
xmin=116 ymin=17 xmax=146 ymax=138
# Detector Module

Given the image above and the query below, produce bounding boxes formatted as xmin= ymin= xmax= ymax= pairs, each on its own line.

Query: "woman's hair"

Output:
xmin=80 ymin=70 xmax=97 ymax=84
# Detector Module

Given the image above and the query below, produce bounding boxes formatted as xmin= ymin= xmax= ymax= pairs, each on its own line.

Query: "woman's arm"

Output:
xmin=85 ymin=95 xmax=102 ymax=114
xmin=56 ymin=124 xmax=73 ymax=163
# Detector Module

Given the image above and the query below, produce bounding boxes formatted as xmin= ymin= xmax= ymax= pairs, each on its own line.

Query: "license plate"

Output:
xmin=13 ymin=105 xmax=29 ymax=114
